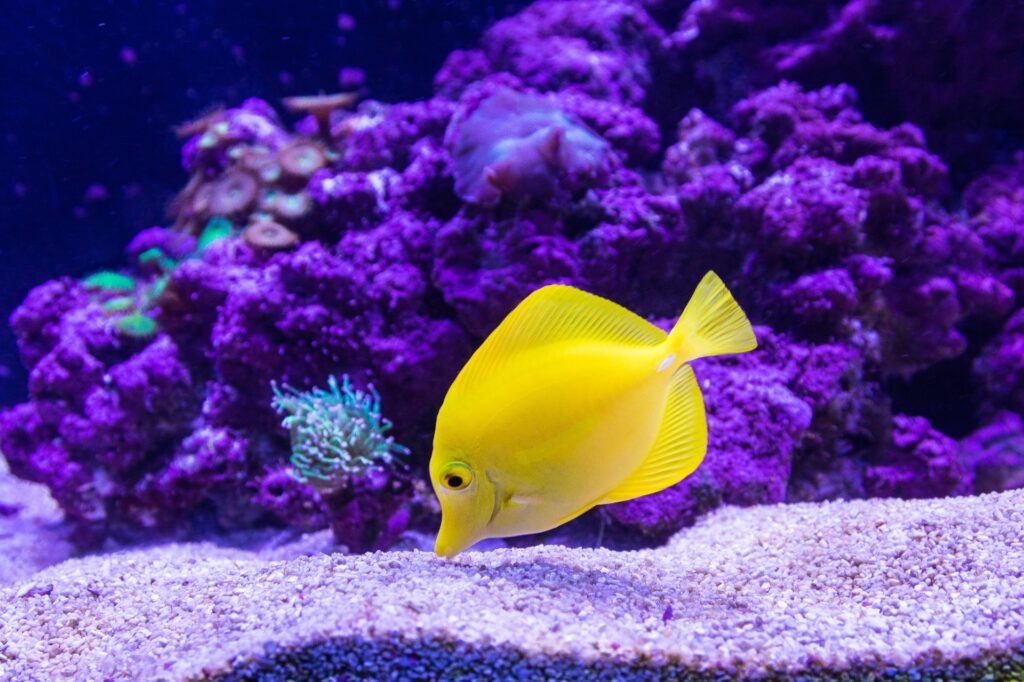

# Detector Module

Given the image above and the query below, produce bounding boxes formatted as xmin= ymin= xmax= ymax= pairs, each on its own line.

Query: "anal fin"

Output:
xmin=599 ymin=364 xmax=707 ymax=504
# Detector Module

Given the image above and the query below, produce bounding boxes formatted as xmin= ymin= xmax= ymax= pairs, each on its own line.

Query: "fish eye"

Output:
xmin=441 ymin=463 xmax=473 ymax=491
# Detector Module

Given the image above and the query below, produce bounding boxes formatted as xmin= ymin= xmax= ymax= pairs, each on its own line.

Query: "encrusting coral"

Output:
xmin=666 ymin=82 xmax=1013 ymax=374
xmin=664 ymin=0 xmax=1024 ymax=175
xmin=1 ymin=0 xmax=1023 ymax=550
xmin=960 ymin=410 xmax=1024 ymax=495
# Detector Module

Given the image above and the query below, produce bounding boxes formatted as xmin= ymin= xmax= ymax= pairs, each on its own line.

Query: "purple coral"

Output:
xmin=864 ymin=415 xmax=973 ymax=500
xmin=964 ymin=153 xmax=1024 ymax=421
xmin=3 ymin=0 xmax=1024 ymax=554
xmin=974 ymin=309 xmax=1024 ymax=415
xmin=965 ymin=151 xmax=1024 ymax=299
xmin=435 ymin=0 xmax=666 ymax=105
xmin=668 ymin=0 xmax=1024 ymax=171
xmin=960 ymin=411 xmax=1024 ymax=494
xmin=668 ymin=82 xmax=1012 ymax=372
xmin=0 ymin=334 xmax=198 ymax=545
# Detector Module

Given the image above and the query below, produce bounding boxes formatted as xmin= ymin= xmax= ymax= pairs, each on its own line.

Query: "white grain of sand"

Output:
xmin=1 ymin=490 xmax=1022 ymax=681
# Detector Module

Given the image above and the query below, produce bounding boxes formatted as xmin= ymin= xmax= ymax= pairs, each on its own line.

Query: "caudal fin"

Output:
xmin=670 ymin=271 xmax=757 ymax=361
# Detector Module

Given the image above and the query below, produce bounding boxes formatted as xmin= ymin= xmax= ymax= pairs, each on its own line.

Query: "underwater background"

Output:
xmin=0 ymin=0 xmax=532 ymax=407
xmin=2 ymin=0 xmax=1024 ymax=679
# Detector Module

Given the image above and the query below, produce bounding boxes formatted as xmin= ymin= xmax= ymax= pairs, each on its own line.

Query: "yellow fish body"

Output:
xmin=430 ymin=272 xmax=757 ymax=557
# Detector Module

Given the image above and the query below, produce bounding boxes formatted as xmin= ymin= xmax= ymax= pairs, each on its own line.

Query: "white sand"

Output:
xmin=0 ymin=457 xmax=73 ymax=586
xmin=1 ymin=490 xmax=1022 ymax=681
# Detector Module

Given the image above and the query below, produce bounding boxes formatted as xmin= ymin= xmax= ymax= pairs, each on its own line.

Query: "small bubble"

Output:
xmin=84 ymin=183 xmax=109 ymax=202
xmin=337 ymin=13 xmax=356 ymax=31
xmin=339 ymin=67 xmax=365 ymax=89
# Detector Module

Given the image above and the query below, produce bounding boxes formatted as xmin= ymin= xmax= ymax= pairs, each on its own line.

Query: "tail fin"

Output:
xmin=669 ymin=271 xmax=757 ymax=361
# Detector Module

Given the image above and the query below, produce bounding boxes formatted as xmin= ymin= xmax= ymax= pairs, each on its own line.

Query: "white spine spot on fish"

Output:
xmin=657 ymin=354 xmax=676 ymax=373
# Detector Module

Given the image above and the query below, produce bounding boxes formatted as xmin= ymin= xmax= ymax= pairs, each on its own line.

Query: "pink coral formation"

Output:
xmin=1 ymin=0 xmax=1023 ymax=552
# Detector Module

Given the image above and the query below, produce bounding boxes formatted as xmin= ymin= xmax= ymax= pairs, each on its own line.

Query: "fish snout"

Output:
xmin=434 ymin=517 xmax=482 ymax=558
xmin=433 ymin=538 xmax=462 ymax=559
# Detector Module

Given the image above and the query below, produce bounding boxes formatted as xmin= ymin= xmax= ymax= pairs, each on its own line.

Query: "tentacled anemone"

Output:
xmin=271 ymin=375 xmax=408 ymax=492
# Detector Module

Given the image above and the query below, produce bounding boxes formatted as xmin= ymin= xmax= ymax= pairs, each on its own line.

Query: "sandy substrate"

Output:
xmin=1 ymin=490 xmax=1023 ymax=681
xmin=0 ymin=456 xmax=74 ymax=586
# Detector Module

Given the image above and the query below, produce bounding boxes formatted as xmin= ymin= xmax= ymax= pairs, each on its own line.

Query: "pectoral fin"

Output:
xmin=599 ymin=364 xmax=707 ymax=504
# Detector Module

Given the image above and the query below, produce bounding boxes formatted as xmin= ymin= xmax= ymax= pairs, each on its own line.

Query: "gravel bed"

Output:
xmin=1 ymin=491 xmax=1022 ymax=680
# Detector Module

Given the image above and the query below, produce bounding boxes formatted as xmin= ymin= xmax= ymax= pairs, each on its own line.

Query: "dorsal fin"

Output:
xmin=448 ymin=284 xmax=665 ymax=399
xmin=599 ymin=363 xmax=707 ymax=504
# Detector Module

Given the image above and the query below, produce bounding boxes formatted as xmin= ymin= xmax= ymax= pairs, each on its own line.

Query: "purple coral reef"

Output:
xmin=2 ymin=0 xmax=1024 ymax=552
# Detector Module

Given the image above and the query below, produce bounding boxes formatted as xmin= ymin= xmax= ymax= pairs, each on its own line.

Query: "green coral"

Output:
xmin=82 ymin=271 xmax=137 ymax=292
xmin=115 ymin=312 xmax=158 ymax=338
xmin=196 ymin=216 xmax=233 ymax=251
xmin=101 ymin=296 xmax=137 ymax=313
xmin=272 ymin=375 xmax=408 ymax=492
xmin=81 ymin=217 xmax=235 ymax=339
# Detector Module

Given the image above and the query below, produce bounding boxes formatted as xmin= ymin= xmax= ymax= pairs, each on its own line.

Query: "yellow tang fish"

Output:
xmin=430 ymin=271 xmax=757 ymax=557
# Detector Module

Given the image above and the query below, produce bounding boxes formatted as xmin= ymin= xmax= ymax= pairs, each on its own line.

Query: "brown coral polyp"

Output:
xmin=278 ymin=142 xmax=327 ymax=182
xmin=265 ymin=191 xmax=311 ymax=221
xmin=242 ymin=220 xmax=300 ymax=251
xmin=208 ymin=170 xmax=259 ymax=217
